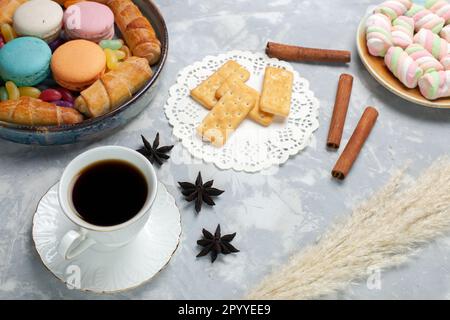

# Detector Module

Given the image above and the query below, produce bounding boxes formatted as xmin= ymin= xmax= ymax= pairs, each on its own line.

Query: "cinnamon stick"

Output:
xmin=327 ymin=74 xmax=354 ymax=149
xmin=332 ymin=107 xmax=379 ymax=180
xmin=266 ymin=42 xmax=351 ymax=64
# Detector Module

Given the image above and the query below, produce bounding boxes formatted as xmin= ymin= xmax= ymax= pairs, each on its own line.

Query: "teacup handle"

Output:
xmin=58 ymin=229 xmax=96 ymax=260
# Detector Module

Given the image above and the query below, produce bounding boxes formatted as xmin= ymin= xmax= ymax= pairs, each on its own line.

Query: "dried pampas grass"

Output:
xmin=248 ymin=157 xmax=450 ymax=300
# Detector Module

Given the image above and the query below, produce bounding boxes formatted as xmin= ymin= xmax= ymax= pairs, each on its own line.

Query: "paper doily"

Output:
xmin=164 ymin=50 xmax=320 ymax=172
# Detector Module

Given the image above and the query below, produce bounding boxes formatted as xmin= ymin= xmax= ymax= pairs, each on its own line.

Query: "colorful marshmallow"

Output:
xmin=426 ymin=0 xmax=450 ymax=24
xmin=440 ymin=24 xmax=450 ymax=42
xmin=384 ymin=46 xmax=424 ymax=88
xmin=374 ymin=0 xmax=412 ymax=20
xmin=392 ymin=16 xmax=414 ymax=48
xmin=366 ymin=13 xmax=393 ymax=57
xmin=440 ymin=54 xmax=450 ymax=70
xmin=418 ymin=70 xmax=450 ymax=99
xmin=366 ymin=0 xmax=450 ymax=101
xmin=406 ymin=4 xmax=445 ymax=34
xmin=405 ymin=43 xmax=444 ymax=73
xmin=414 ymin=28 xmax=450 ymax=60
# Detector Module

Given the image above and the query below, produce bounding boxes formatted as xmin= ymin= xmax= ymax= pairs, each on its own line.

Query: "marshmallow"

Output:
xmin=440 ymin=54 xmax=450 ymax=70
xmin=418 ymin=70 xmax=450 ymax=99
xmin=414 ymin=28 xmax=450 ymax=60
xmin=405 ymin=43 xmax=444 ymax=73
xmin=392 ymin=16 xmax=415 ymax=49
xmin=374 ymin=0 xmax=412 ymax=20
xmin=366 ymin=13 xmax=393 ymax=57
xmin=385 ymin=46 xmax=424 ymax=88
xmin=440 ymin=24 xmax=450 ymax=41
xmin=426 ymin=0 xmax=450 ymax=24
xmin=406 ymin=4 xmax=445 ymax=33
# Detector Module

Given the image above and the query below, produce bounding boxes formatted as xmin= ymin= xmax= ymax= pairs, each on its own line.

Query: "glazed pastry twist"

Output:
xmin=374 ymin=0 xmax=412 ymax=20
xmin=0 ymin=0 xmax=27 ymax=24
xmin=414 ymin=28 xmax=450 ymax=60
xmin=384 ymin=46 xmax=423 ymax=88
xmin=406 ymin=4 xmax=445 ymax=33
xmin=75 ymin=57 xmax=152 ymax=118
xmin=426 ymin=0 xmax=450 ymax=23
xmin=418 ymin=70 xmax=450 ymax=99
xmin=106 ymin=0 xmax=161 ymax=65
xmin=0 ymin=97 xmax=83 ymax=126
xmin=405 ymin=43 xmax=444 ymax=74
xmin=366 ymin=13 xmax=393 ymax=57
xmin=392 ymin=16 xmax=414 ymax=49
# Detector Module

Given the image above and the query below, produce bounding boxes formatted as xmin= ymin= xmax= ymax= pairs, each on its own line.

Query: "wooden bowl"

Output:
xmin=356 ymin=16 xmax=450 ymax=109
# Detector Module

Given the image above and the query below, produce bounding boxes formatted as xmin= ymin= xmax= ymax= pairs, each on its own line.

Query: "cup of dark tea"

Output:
xmin=57 ymin=146 xmax=158 ymax=260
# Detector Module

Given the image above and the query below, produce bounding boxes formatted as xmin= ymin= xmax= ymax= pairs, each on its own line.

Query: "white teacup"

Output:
xmin=57 ymin=146 xmax=157 ymax=260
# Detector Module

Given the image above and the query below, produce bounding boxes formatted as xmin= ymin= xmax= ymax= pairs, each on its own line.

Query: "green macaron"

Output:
xmin=0 ymin=37 xmax=52 ymax=87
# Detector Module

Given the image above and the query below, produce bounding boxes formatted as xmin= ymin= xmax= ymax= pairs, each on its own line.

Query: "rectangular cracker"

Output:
xmin=190 ymin=60 xmax=250 ymax=109
xmin=259 ymin=67 xmax=293 ymax=117
xmin=216 ymin=78 xmax=274 ymax=127
xmin=197 ymin=85 xmax=256 ymax=147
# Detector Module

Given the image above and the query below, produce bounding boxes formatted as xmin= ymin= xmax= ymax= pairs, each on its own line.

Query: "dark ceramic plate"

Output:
xmin=0 ymin=0 xmax=168 ymax=145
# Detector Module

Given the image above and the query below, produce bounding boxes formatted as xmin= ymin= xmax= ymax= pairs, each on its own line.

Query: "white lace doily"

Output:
xmin=164 ymin=50 xmax=320 ymax=172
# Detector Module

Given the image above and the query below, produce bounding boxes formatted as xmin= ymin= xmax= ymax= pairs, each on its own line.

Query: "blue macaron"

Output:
xmin=0 ymin=37 xmax=52 ymax=86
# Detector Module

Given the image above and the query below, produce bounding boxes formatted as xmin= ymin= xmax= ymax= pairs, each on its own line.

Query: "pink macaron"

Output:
xmin=63 ymin=1 xmax=115 ymax=43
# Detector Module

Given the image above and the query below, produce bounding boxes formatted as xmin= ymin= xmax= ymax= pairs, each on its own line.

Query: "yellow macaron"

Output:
xmin=51 ymin=40 xmax=106 ymax=91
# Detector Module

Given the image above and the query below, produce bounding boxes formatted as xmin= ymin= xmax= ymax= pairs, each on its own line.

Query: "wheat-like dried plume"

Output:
xmin=248 ymin=157 xmax=450 ymax=300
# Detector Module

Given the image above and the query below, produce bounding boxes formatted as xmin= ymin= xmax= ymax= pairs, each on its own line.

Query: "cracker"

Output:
xmin=190 ymin=60 xmax=250 ymax=109
xmin=215 ymin=76 xmax=238 ymax=100
xmin=216 ymin=79 xmax=274 ymax=127
xmin=259 ymin=67 xmax=293 ymax=117
xmin=197 ymin=85 xmax=256 ymax=147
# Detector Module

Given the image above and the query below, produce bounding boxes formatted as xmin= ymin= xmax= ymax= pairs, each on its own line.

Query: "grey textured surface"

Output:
xmin=1 ymin=0 xmax=450 ymax=300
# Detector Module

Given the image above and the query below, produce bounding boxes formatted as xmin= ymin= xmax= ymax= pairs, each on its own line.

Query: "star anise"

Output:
xmin=178 ymin=172 xmax=224 ymax=213
xmin=197 ymin=225 xmax=239 ymax=263
xmin=137 ymin=133 xmax=173 ymax=166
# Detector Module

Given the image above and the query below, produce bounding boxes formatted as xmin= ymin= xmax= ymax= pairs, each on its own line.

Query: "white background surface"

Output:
xmin=1 ymin=0 xmax=450 ymax=299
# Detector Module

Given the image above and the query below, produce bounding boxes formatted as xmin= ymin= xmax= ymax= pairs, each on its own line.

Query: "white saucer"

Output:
xmin=32 ymin=182 xmax=181 ymax=293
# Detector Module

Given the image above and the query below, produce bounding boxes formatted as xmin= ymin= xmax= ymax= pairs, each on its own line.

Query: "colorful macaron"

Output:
xmin=13 ymin=0 xmax=64 ymax=43
xmin=64 ymin=1 xmax=115 ymax=43
xmin=0 ymin=37 xmax=52 ymax=86
xmin=51 ymin=39 xmax=106 ymax=91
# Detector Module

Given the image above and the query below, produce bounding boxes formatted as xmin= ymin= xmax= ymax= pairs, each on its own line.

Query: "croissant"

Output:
xmin=0 ymin=0 xmax=27 ymax=24
xmin=106 ymin=0 xmax=161 ymax=65
xmin=75 ymin=56 xmax=152 ymax=118
xmin=0 ymin=97 xmax=84 ymax=126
